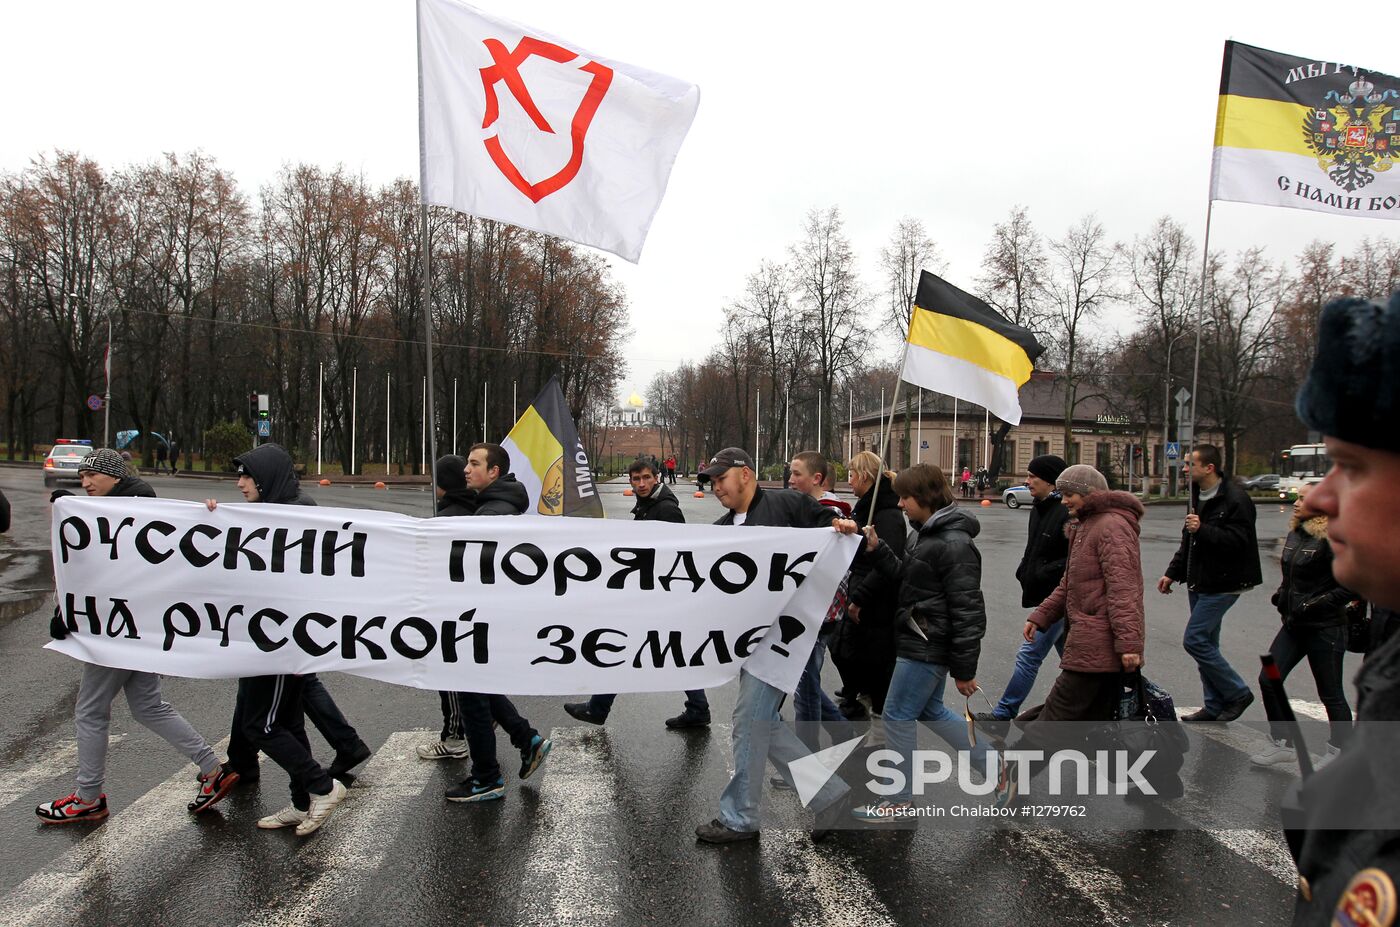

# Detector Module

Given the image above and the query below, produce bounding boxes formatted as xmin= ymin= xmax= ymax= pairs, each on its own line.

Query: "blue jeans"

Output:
xmin=1184 ymin=592 xmax=1251 ymax=714
xmin=718 ymin=670 xmax=849 ymax=832
xmin=993 ymin=620 xmax=1066 ymax=719
xmin=884 ymin=657 xmax=993 ymax=803
xmin=794 ymin=640 xmax=844 ymax=750
xmin=587 ymin=690 xmax=709 ymax=719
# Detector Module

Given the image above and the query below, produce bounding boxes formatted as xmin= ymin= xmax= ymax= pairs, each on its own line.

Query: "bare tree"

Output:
xmin=1045 ymin=215 xmax=1117 ymax=460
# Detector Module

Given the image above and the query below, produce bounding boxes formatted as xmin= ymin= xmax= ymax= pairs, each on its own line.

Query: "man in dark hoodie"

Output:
xmin=444 ymin=443 xmax=552 ymax=803
xmin=976 ymin=454 xmax=1071 ymax=736
xmin=563 ymin=458 xmax=710 ymax=729
xmin=38 ymin=449 xmax=239 ymax=824
xmin=417 ymin=455 xmax=478 ymax=761
xmin=205 ymin=443 xmax=368 ymax=836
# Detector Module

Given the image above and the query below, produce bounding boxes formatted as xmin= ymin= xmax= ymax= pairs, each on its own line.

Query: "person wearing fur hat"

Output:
xmin=1250 ymin=485 xmax=1356 ymax=771
xmin=1283 ymin=290 xmax=1400 ymax=926
xmin=992 ymin=464 xmax=1145 ymax=807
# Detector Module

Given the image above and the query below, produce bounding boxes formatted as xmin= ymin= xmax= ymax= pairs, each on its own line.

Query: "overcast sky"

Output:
xmin=4 ymin=1 xmax=1397 ymax=405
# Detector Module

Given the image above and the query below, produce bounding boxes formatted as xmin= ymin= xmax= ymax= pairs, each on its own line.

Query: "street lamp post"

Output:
xmin=1163 ymin=330 xmax=1193 ymax=497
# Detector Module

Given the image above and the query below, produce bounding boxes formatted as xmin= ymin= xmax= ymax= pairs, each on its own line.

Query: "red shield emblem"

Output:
xmin=479 ymin=37 xmax=614 ymax=203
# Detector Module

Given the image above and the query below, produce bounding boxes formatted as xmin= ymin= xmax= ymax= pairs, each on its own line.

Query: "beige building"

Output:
xmin=841 ymin=373 xmax=1220 ymax=490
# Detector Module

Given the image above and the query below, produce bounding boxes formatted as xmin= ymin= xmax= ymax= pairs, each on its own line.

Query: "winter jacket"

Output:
xmin=1165 ymin=478 xmax=1262 ymax=593
xmin=869 ymin=503 xmax=986 ymax=681
xmin=435 ymin=488 xmax=479 ymax=518
xmin=1015 ymin=491 xmax=1070 ymax=608
xmin=0 ymin=488 xmax=10 ymax=532
xmin=233 ymin=444 xmax=314 ymax=506
xmin=474 ymin=474 xmax=528 ymax=516
xmin=1030 ymin=490 xmax=1145 ymax=673
xmin=712 ymin=486 xmax=836 ymax=529
xmin=845 ymin=476 xmax=905 ymax=619
xmin=107 ymin=475 xmax=157 ymax=498
xmin=1272 ymin=515 xmax=1356 ymax=631
xmin=632 ymin=482 xmax=684 ymax=523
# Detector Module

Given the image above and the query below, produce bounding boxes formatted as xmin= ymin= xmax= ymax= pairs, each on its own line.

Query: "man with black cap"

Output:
xmin=1283 ymin=290 xmax=1400 ymax=926
xmin=38 ymin=448 xmax=239 ymax=823
xmin=205 ymin=443 xmax=369 ymax=836
xmin=975 ymin=454 xmax=1071 ymax=735
xmin=693 ymin=447 xmax=862 ymax=845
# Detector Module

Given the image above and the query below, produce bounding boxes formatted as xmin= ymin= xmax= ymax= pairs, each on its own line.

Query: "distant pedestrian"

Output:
xmin=168 ymin=440 xmax=179 ymax=474
xmin=1157 ymin=444 xmax=1261 ymax=723
xmin=154 ymin=442 xmax=167 ymax=474
xmin=1249 ymin=485 xmax=1355 ymax=770
xmin=665 ymin=455 xmax=677 ymax=484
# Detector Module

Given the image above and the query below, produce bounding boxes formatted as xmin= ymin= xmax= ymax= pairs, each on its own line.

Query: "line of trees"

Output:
xmin=0 ymin=151 xmax=627 ymax=473
xmin=647 ymin=206 xmax=1400 ymax=478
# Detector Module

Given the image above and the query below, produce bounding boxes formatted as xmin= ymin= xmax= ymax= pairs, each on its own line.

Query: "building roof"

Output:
xmin=848 ymin=373 xmax=1136 ymax=429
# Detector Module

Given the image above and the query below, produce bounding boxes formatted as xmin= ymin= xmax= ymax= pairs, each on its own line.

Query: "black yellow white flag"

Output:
xmin=1211 ymin=41 xmax=1400 ymax=219
xmin=900 ymin=272 xmax=1044 ymax=426
xmin=500 ymin=377 xmax=604 ymax=518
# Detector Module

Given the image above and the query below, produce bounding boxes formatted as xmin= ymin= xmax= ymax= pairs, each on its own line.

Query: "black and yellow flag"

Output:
xmin=900 ymin=271 xmax=1044 ymax=425
xmin=501 ymin=376 xmax=604 ymax=518
xmin=1212 ymin=41 xmax=1400 ymax=220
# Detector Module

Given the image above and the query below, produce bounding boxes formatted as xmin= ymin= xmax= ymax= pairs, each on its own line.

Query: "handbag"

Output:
xmin=1093 ymin=672 xmax=1189 ymax=799
xmin=1345 ymin=600 xmax=1372 ymax=654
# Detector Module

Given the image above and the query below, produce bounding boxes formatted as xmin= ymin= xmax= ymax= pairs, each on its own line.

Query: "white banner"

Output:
xmin=47 ymin=499 xmax=856 ymax=696
xmin=417 ymin=0 xmax=700 ymax=262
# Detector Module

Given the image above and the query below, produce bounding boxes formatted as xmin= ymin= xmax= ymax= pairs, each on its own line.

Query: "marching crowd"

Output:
xmin=6 ymin=290 xmax=1400 ymax=925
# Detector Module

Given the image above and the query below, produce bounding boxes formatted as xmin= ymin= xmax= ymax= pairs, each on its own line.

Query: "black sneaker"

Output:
xmin=665 ymin=710 xmax=711 ymax=730
xmin=36 ymin=792 xmax=108 ymax=824
xmin=1216 ymin=691 xmax=1255 ymax=723
xmin=328 ymin=740 xmax=372 ymax=785
xmin=446 ymin=776 xmax=505 ymax=803
xmin=695 ymin=818 xmax=758 ymax=844
xmin=838 ymin=699 xmax=868 ymax=721
xmin=519 ymin=735 xmax=552 ymax=780
xmin=1181 ymin=708 xmax=1221 ymax=723
xmin=188 ymin=767 xmax=240 ymax=813
xmin=973 ymin=712 xmax=1011 ymax=737
xmin=564 ymin=702 xmax=607 ymax=725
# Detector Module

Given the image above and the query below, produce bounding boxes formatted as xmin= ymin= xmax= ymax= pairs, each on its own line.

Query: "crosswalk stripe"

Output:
xmin=1288 ymin=698 xmax=1332 ymax=723
xmin=0 ymin=736 xmax=231 ymax=927
xmin=0 ymin=734 xmax=126 ymax=813
xmin=516 ymin=727 xmax=623 ymax=926
xmin=1018 ymin=830 xmax=1161 ymax=927
xmin=236 ymin=731 xmax=434 ymax=927
xmin=1180 ymin=707 xmax=1328 ymax=769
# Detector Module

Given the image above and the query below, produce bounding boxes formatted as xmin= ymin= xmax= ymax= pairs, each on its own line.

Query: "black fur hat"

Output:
xmin=1296 ymin=290 xmax=1400 ymax=453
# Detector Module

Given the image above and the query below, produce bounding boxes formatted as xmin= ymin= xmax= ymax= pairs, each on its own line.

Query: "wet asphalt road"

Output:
xmin=0 ymin=465 xmax=1333 ymax=925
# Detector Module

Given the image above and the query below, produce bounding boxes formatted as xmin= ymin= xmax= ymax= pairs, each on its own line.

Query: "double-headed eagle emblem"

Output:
xmin=1304 ymin=75 xmax=1399 ymax=192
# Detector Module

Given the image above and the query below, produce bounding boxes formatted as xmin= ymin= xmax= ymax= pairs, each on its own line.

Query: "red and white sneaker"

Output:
xmin=188 ymin=767 xmax=240 ymax=813
xmin=36 ymin=792 xmax=109 ymax=824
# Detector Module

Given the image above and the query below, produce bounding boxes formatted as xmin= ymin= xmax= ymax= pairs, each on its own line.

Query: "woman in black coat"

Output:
xmin=1252 ymin=485 xmax=1357 ymax=769
xmin=832 ymin=451 xmax=905 ymax=717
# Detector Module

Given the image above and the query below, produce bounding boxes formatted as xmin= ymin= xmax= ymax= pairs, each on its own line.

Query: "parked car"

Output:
xmin=1002 ymin=484 xmax=1033 ymax=509
xmin=43 ymin=439 xmax=94 ymax=487
xmin=1243 ymin=473 xmax=1280 ymax=491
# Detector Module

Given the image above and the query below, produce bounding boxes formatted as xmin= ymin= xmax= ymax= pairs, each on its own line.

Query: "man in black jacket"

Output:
xmin=416 ymin=455 xmax=478 ymax=761
xmin=206 ymin=443 xmax=369 ymax=836
xmin=564 ymin=458 xmax=710 ymax=729
xmin=976 ymin=454 xmax=1070 ymax=735
xmin=1284 ymin=289 xmax=1400 ymax=925
xmin=694 ymin=447 xmax=860 ymax=845
xmin=1157 ymin=443 xmax=1262 ymax=723
xmin=445 ymin=443 xmax=552 ymax=803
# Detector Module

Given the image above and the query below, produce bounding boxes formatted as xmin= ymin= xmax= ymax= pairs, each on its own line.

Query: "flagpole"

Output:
xmin=865 ymin=342 xmax=910 ymax=526
xmin=452 ymin=377 xmax=458 ymax=456
xmin=421 ymin=376 xmax=427 ymax=476
xmin=952 ymin=397 xmax=959 ymax=471
xmin=317 ymin=362 xmax=323 ymax=475
xmin=415 ymin=0 xmax=440 ymax=507
xmin=1186 ymin=200 xmax=1216 ymax=518
xmin=847 ymin=391 xmax=852 ymax=465
xmin=351 ymin=365 xmax=358 ymax=476
xmin=916 ymin=389 xmax=922 ymax=463
xmin=386 ymin=372 xmax=392 ymax=477
xmin=817 ymin=388 xmax=822 ymax=458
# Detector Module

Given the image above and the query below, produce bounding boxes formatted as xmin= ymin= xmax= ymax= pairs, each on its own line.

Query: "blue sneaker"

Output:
xmin=519 ymin=735 xmax=552 ymax=780
xmin=445 ymin=776 xmax=505 ymax=803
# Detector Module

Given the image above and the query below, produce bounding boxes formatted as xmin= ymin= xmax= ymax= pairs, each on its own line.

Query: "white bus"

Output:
xmin=1278 ymin=443 xmax=1330 ymax=499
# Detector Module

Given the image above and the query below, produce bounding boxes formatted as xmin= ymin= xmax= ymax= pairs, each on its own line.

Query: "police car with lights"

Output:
xmin=43 ymin=439 xmax=94 ymax=487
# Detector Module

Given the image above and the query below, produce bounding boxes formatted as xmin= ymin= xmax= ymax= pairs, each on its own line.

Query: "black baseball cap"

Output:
xmin=700 ymin=447 xmax=755 ymax=478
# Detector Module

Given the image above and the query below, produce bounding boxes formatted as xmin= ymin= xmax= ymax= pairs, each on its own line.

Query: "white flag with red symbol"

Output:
xmin=417 ymin=0 xmax=700 ymax=262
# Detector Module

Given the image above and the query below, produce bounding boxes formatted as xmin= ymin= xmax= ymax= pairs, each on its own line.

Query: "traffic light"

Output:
xmin=257 ymin=394 xmax=270 ymax=421
xmin=248 ymin=392 xmax=258 ymax=424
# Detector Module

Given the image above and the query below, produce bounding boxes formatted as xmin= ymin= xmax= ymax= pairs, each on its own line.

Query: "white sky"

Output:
xmin=4 ymin=1 xmax=1397 ymax=405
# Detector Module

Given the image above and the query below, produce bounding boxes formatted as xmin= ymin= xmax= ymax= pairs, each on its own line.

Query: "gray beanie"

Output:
xmin=1056 ymin=464 xmax=1108 ymax=496
xmin=77 ymin=448 xmax=129 ymax=479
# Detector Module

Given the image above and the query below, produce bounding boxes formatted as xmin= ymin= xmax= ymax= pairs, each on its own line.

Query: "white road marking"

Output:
xmin=0 ymin=736 xmax=227 ymax=927
xmin=515 ymin=726 xmax=621 ymax=927
xmin=238 ymin=731 xmax=434 ymax=927
xmin=1019 ymin=830 xmax=1165 ymax=927
xmin=0 ymin=734 xmax=126 ymax=812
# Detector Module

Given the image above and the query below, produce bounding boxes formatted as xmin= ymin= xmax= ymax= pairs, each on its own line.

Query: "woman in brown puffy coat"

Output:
xmin=993 ymin=464 xmax=1145 ymax=805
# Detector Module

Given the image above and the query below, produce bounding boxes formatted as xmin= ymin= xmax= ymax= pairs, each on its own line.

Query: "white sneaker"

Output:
xmin=257 ymin=805 xmax=308 ymax=829
xmin=417 ymin=738 xmax=469 ymax=761
xmin=1250 ymin=738 xmax=1297 ymax=767
xmin=1313 ymin=743 xmax=1342 ymax=770
xmin=296 ymin=779 xmax=347 ymax=836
